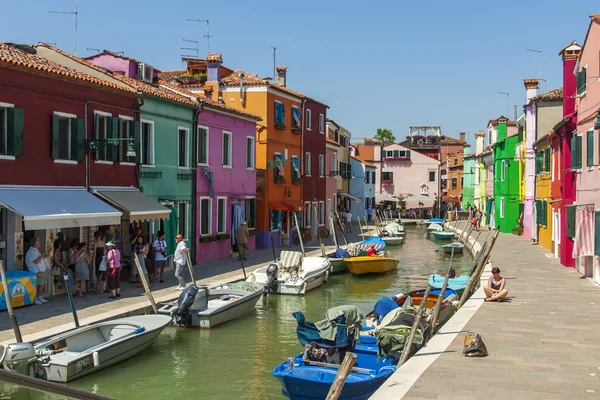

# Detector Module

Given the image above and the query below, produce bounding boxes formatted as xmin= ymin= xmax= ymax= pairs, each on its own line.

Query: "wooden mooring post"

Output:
xmin=0 ymin=261 xmax=22 ymax=342
xmin=133 ymin=255 xmax=158 ymax=314
xmin=325 ymin=352 xmax=357 ymax=400
xmin=400 ymin=285 xmax=431 ymax=367
xmin=430 ymin=248 xmax=454 ymax=332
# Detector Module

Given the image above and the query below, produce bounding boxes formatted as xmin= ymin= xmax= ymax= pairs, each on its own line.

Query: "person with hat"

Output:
xmin=235 ymin=221 xmax=250 ymax=261
xmin=105 ymin=241 xmax=122 ymax=299
xmin=367 ymin=243 xmax=378 ymax=257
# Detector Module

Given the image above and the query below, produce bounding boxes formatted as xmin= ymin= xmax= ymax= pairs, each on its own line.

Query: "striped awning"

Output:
xmin=572 ymin=206 xmax=594 ymax=258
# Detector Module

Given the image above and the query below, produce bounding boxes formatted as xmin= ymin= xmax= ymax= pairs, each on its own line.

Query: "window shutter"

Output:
xmin=134 ymin=120 xmax=141 ymax=164
xmin=595 ymin=212 xmax=600 ymax=256
xmin=406 ymin=149 xmax=411 ymax=159
xmin=587 ymin=130 xmax=594 ymax=166
xmin=571 ymin=136 xmax=577 ymax=169
xmin=69 ymin=117 xmax=79 ymax=161
xmin=545 ymin=148 xmax=550 ymax=172
xmin=110 ymin=117 xmax=119 ymax=161
xmin=51 ymin=114 xmax=60 ymax=159
xmin=576 ymin=135 xmax=583 ymax=169
xmin=7 ymin=107 xmax=24 ymax=157
xmin=75 ymin=118 xmax=85 ymax=161
xmin=94 ymin=114 xmax=101 ymax=160
xmin=566 ymin=206 xmax=576 ymax=238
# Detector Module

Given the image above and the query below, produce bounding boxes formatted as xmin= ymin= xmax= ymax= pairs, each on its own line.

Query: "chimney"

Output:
xmin=276 ymin=66 xmax=287 ymax=87
xmin=459 ymin=132 xmax=466 ymax=142
xmin=475 ymin=130 xmax=486 ymax=155
xmin=497 ymin=116 xmax=508 ymax=142
xmin=205 ymin=53 xmax=223 ymax=101
xmin=558 ymin=40 xmax=581 ymax=118
xmin=523 ymin=78 xmax=539 ymax=103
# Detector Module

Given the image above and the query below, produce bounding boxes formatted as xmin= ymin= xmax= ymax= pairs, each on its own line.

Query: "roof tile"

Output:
xmin=205 ymin=53 xmax=223 ymax=63
xmin=528 ymin=87 xmax=563 ymax=105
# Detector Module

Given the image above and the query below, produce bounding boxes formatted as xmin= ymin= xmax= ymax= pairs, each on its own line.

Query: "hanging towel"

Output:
xmin=231 ymin=202 xmax=245 ymax=245
xmin=202 ymin=170 xmax=215 ymax=199
xmin=572 ymin=207 xmax=594 ymax=257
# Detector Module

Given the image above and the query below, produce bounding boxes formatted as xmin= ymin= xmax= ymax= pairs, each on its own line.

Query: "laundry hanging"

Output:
xmin=231 ymin=202 xmax=245 ymax=245
xmin=572 ymin=206 xmax=594 ymax=258
xmin=202 ymin=170 xmax=215 ymax=199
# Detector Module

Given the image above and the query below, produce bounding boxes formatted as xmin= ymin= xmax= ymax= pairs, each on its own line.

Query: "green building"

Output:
xmin=493 ymin=117 xmax=521 ymax=233
xmin=461 ymin=146 xmax=475 ymax=210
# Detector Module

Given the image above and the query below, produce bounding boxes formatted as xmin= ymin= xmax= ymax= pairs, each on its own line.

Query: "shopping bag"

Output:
xmin=99 ymin=256 xmax=107 ymax=272
xmin=463 ymin=331 xmax=488 ymax=357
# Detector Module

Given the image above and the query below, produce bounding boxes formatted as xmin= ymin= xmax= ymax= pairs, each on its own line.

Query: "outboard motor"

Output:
xmin=172 ymin=285 xmax=199 ymax=327
xmin=264 ymin=263 xmax=279 ymax=293
xmin=0 ymin=343 xmax=38 ymax=376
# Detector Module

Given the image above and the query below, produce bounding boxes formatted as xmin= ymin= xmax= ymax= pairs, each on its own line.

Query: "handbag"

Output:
xmin=99 ymin=255 xmax=107 ymax=272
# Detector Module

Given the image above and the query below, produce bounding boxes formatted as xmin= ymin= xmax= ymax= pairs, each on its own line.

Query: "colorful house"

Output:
xmin=348 ymin=155 xmax=375 ymax=220
xmin=574 ymin=16 xmax=600 ymax=283
xmin=492 ymin=116 xmax=520 ymax=233
xmin=532 ymin=134 xmax=552 ymax=250
xmin=462 ymin=147 xmax=475 ymax=210
xmin=326 ymin=138 xmax=340 ymax=228
xmin=473 ymin=131 xmax=486 ymax=214
xmin=447 ymin=149 xmax=465 ymax=206
xmin=480 ymin=146 xmax=495 ymax=228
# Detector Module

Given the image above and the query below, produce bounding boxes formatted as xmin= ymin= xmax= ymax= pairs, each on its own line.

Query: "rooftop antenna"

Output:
xmin=181 ymin=39 xmax=199 ymax=58
xmin=49 ymin=0 xmax=78 ymax=55
xmin=526 ymin=48 xmax=542 ymax=80
xmin=187 ymin=19 xmax=212 ymax=50
xmin=271 ymin=47 xmax=276 ymax=81
xmin=539 ymin=78 xmax=548 ymax=93
xmin=87 ymin=47 xmax=101 ymax=53
xmin=498 ymin=91 xmax=509 ymax=115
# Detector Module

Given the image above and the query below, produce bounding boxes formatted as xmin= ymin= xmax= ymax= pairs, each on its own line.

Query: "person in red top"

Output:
xmin=367 ymin=243 xmax=378 ymax=257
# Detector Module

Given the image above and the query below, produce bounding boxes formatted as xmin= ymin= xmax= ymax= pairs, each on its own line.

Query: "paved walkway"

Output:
xmin=386 ymin=231 xmax=600 ymax=400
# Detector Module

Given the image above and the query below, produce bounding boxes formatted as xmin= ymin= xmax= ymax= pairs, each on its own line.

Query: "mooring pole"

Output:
xmin=400 ymin=285 xmax=431 ymax=366
xmin=430 ymin=248 xmax=454 ymax=331
xmin=326 ymin=352 xmax=357 ymax=400
xmin=133 ymin=255 xmax=157 ymax=314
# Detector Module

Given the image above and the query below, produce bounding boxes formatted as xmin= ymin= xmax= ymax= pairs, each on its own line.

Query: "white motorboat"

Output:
xmin=382 ymin=235 xmax=404 ymax=246
xmin=0 ymin=314 xmax=172 ymax=383
xmin=158 ymin=282 xmax=263 ymax=329
xmin=246 ymin=251 xmax=332 ymax=295
xmin=427 ymin=223 xmax=443 ymax=231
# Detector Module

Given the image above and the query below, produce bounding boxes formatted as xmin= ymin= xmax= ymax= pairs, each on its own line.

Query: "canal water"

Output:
xmin=2 ymin=225 xmax=474 ymax=400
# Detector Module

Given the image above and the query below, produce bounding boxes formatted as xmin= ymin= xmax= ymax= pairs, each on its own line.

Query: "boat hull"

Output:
xmin=246 ymin=257 xmax=331 ymax=295
xmin=442 ymin=244 xmax=464 ymax=254
xmin=428 ymin=274 xmax=469 ymax=297
xmin=344 ymin=257 xmax=399 ymax=275
xmin=382 ymin=236 xmax=404 ymax=246
xmin=328 ymin=258 xmax=348 ymax=273
xmin=431 ymin=231 xmax=454 ymax=240
xmin=191 ymin=289 xmax=263 ymax=329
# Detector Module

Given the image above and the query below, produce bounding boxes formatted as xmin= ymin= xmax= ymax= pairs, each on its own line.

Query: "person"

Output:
xmin=152 ymin=231 xmax=168 ymax=283
xmin=235 ymin=221 xmax=249 ymax=261
xmin=471 ymin=209 xmax=479 ymax=232
xmin=53 ymin=240 xmax=68 ymax=274
xmin=367 ymin=205 xmax=373 ymax=222
xmin=73 ymin=243 xmax=91 ymax=298
xmin=173 ymin=234 xmax=189 ymax=290
xmin=132 ymin=235 xmax=149 ymax=288
xmin=93 ymin=231 xmax=106 ymax=294
xmin=344 ymin=210 xmax=353 ymax=233
xmin=105 ymin=241 xmax=121 ymax=299
xmin=484 ymin=267 xmax=508 ymax=302
xmin=367 ymin=243 xmax=378 ymax=257
xmin=25 ymin=237 xmax=51 ymax=305
xmin=476 ymin=209 xmax=483 ymax=230
xmin=130 ymin=226 xmax=142 ymax=252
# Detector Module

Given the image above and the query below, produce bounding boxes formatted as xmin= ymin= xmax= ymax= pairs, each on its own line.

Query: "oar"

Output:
xmin=185 ymin=252 xmax=196 ymax=286
xmin=0 ymin=261 xmax=23 ymax=342
xmin=133 ymin=255 xmax=157 ymax=314
xmin=430 ymin=248 xmax=455 ymax=331
xmin=318 ymin=224 xmax=325 ymax=257
xmin=330 ymin=214 xmax=340 ymax=249
xmin=239 ymin=258 xmax=247 ymax=279
xmin=293 ymin=212 xmax=305 ymax=256
xmin=335 ymin=210 xmax=349 ymax=245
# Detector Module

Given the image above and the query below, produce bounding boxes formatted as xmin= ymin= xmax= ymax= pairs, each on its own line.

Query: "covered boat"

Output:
xmin=326 ymin=248 xmax=350 ymax=273
xmin=430 ymin=230 xmax=455 ymax=240
xmin=0 ymin=315 xmax=172 ymax=382
xmin=246 ymin=251 xmax=332 ymax=295
xmin=426 ymin=218 xmax=445 ymax=225
xmin=427 ymin=223 xmax=443 ymax=231
xmin=428 ymin=274 xmax=470 ymax=297
xmin=157 ymin=282 xmax=263 ymax=329
xmin=344 ymin=256 xmax=399 ymax=275
xmin=355 ymin=236 xmax=386 ymax=252
xmin=442 ymin=242 xmax=464 ymax=254
xmin=382 ymin=222 xmax=404 ymax=236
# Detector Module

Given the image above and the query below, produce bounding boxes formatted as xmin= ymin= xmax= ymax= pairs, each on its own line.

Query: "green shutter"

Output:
xmin=587 ymin=130 xmax=595 ymax=167
xmin=134 ymin=120 xmax=141 ymax=164
xmin=406 ymin=149 xmax=411 ymax=159
xmin=110 ymin=117 xmax=119 ymax=161
xmin=570 ymin=136 xmax=577 ymax=169
xmin=7 ymin=107 xmax=24 ymax=157
xmin=576 ymin=135 xmax=583 ymax=169
xmin=543 ymin=201 xmax=548 ymax=226
xmin=51 ymin=114 xmax=60 ymax=159
xmin=566 ymin=206 xmax=576 ymax=238
xmin=545 ymin=148 xmax=550 ymax=172
xmin=70 ymin=118 xmax=79 ymax=161
xmin=595 ymin=212 xmax=600 ymax=256
xmin=75 ymin=118 xmax=85 ymax=161
xmin=94 ymin=114 xmax=100 ymax=160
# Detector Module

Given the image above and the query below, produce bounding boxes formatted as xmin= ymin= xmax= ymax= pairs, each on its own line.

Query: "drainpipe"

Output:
xmin=301 ymin=98 xmax=307 ymax=226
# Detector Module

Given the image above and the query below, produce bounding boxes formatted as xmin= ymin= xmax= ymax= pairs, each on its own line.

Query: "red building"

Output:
xmin=302 ymin=97 xmax=328 ymax=241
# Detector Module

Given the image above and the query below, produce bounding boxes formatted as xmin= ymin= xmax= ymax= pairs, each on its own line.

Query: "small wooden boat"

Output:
xmin=442 ymin=242 xmax=464 ymax=254
xmin=382 ymin=235 xmax=404 ymax=246
xmin=429 ymin=274 xmax=470 ymax=297
xmin=344 ymin=256 xmax=399 ymax=275
xmin=158 ymin=282 xmax=263 ymax=329
xmin=431 ymin=230 xmax=455 ymax=240
xmin=0 ymin=315 xmax=172 ymax=382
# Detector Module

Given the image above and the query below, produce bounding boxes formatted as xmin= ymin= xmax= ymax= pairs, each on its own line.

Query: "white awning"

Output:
xmin=0 ymin=186 xmax=122 ymax=230
xmin=376 ymin=193 xmax=398 ymax=203
xmin=339 ymin=193 xmax=362 ymax=203
xmin=91 ymin=187 xmax=171 ymax=222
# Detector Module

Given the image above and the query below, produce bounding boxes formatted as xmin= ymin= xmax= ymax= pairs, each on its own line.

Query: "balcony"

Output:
xmin=405 ymin=135 xmax=443 ymax=149
xmin=175 ymin=73 xmax=207 ymax=86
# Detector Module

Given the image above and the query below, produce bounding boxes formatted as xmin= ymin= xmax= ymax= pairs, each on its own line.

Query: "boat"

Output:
xmin=246 ymin=250 xmax=332 ymax=295
xmin=427 ymin=223 xmax=443 ymax=231
xmin=344 ymin=256 xmax=399 ymax=275
xmin=324 ymin=248 xmax=350 ymax=273
xmin=382 ymin=235 xmax=404 ymax=246
xmin=355 ymin=236 xmax=386 ymax=252
xmin=426 ymin=218 xmax=445 ymax=225
xmin=0 ymin=314 xmax=172 ymax=382
xmin=157 ymin=282 xmax=263 ymax=329
xmin=430 ymin=230 xmax=455 ymax=240
xmin=382 ymin=222 xmax=404 ymax=236
xmin=442 ymin=242 xmax=464 ymax=254
xmin=428 ymin=274 xmax=470 ymax=297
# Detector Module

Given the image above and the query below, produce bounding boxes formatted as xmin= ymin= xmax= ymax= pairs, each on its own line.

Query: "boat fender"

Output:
xmin=133 ymin=327 xmax=146 ymax=334
xmin=288 ymin=358 xmax=294 ymax=373
xmin=300 ymin=282 xmax=307 ymax=296
xmin=92 ymin=351 xmax=100 ymax=368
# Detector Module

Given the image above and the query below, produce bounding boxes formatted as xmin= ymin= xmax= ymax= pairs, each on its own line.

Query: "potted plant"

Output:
xmin=216 ymin=233 xmax=231 ymax=241
xmin=382 ymin=180 xmax=393 ymax=185
xmin=292 ymin=175 xmax=302 ymax=185
xmin=275 ymin=122 xmax=286 ymax=130
xmin=199 ymin=234 xmax=217 ymax=243
xmin=292 ymin=126 xmax=301 ymax=134
xmin=274 ymin=175 xmax=286 ymax=184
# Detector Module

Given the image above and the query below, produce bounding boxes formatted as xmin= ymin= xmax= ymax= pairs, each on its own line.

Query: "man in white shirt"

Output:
xmin=152 ymin=231 xmax=168 ymax=283
xmin=25 ymin=237 xmax=51 ymax=305
xmin=344 ymin=211 xmax=353 ymax=233
xmin=173 ymin=234 xmax=189 ymax=290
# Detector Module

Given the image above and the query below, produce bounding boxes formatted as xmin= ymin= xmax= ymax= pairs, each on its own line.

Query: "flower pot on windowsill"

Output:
xmin=199 ymin=235 xmax=217 ymax=243
xmin=292 ymin=127 xmax=301 ymax=134
xmin=292 ymin=176 xmax=302 ymax=185
xmin=248 ymin=229 xmax=257 ymax=236
xmin=216 ymin=233 xmax=231 ymax=241
xmin=382 ymin=180 xmax=393 ymax=185
xmin=275 ymin=123 xmax=286 ymax=130
xmin=274 ymin=175 xmax=286 ymax=184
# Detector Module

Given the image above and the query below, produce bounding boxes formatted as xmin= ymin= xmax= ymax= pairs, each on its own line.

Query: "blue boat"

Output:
xmin=428 ymin=274 xmax=470 ymax=296
xmin=426 ymin=218 xmax=445 ymax=225
xmin=355 ymin=236 xmax=386 ymax=252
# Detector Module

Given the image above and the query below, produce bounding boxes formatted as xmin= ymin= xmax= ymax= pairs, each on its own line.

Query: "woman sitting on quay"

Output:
xmin=484 ymin=267 xmax=508 ymax=302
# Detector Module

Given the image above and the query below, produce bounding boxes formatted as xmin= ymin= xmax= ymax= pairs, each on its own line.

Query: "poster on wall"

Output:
xmin=14 ymin=232 xmax=24 ymax=270
xmin=45 ymin=229 xmax=61 ymax=296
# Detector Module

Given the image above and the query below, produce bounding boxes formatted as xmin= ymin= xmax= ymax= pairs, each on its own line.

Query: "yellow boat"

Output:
xmin=344 ymin=256 xmax=399 ymax=275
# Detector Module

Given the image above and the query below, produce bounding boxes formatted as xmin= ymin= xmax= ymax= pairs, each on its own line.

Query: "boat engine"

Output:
xmin=0 ymin=343 xmax=40 ymax=377
xmin=172 ymin=285 xmax=209 ymax=327
xmin=264 ymin=263 xmax=279 ymax=293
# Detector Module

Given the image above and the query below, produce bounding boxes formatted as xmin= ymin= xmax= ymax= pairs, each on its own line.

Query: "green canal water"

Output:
xmin=2 ymin=226 xmax=473 ymax=400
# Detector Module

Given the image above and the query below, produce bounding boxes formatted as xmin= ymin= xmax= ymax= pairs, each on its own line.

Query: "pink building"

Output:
xmin=574 ymin=14 xmax=600 ymax=284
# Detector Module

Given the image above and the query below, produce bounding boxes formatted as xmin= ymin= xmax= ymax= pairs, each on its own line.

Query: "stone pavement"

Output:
xmin=397 ymin=232 xmax=600 ymax=400
xmin=0 ymin=224 xmax=374 ymax=345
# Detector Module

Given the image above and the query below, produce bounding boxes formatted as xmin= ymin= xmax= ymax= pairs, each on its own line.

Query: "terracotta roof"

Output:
xmin=528 ymin=88 xmax=563 ymax=105
xmin=158 ymin=70 xmax=186 ymax=82
xmin=0 ymin=42 xmax=136 ymax=94
xmin=488 ymin=116 xmax=518 ymax=127
xmin=205 ymin=53 xmax=223 ymax=63
xmin=440 ymin=136 xmax=466 ymax=144
xmin=592 ymin=14 xmax=600 ymax=23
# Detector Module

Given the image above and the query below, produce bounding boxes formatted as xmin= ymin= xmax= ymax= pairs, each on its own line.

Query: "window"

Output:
xmin=305 ymin=152 xmax=312 ymax=176
xmin=140 ymin=120 xmax=154 ymax=165
xmin=319 ymin=114 xmax=325 ymax=134
xmin=292 ymin=106 xmax=301 ymax=131
xmin=58 ymin=117 xmax=72 ymax=160
xmin=0 ymin=103 xmax=23 ymax=158
xmin=384 ymin=149 xmax=410 ymax=159
xmin=566 ymin=206 xmax=576 ymax=238
xmin=197 ymin=126 xmax=209 ymax=165
xmin=246 ymin=136 xmax=255 ymax=169
xmin=199 ymin=197 xmax=212 ymax=235
xmin=318 ymin=201 xmax=325 ymax=226
xmin=178 ymin=127 xmax=189 ymax=168
xmin=217 ymin=197 xmax=227 ymax=234
xmin=245 ymin=197 xmax=256 ymax=229
xmin=332 ymin=153 xmax=338 ymax=175
xmin=94 ymin=112 xmax=112 ymax=161
xmin=587 ymin=130 xmax=594 ymax=166
xmin=382 ymin=171 xmax=393 ymax=182
xmin=319 ymin=154 xmax=325 ymax=177
xmin=460 ymin=176 xmax=464 ymax=188
xmin=274 ymin=101 xmax=285 ymax=128
xmin=222 ymin=131 xmax=232 ymax=167
xmin=577 ymin=65 xmax=587 ymax=95
xmin=501 ymin=160 xmax=505 ymax=181
xmin=366 ymin=170 xmax=370 ymax=183
xmin=52 ymin=112 xmax=83 ymax=162
xmin=500 ymin=197 xmax=505 ymax=218
xmin=372 ymin=171 xmax=376 ymax=183
xmin=452 ymin=177 xmax=457 ymax=189
xmin=178 ymin=202 xmax=189 ymax=240
xmin=428 ymin=170 xmax=436 ymax=182
xmin=291 ymin=156 xmax=300 ymax=180
xmin=304 ymin=201 xmax=311 ymax=227
xmin=305 ymin=109 xmax=312 ymax=130
xmin=274 ymin=153 xmax=284 ymax=178
xmin=571 ymin=134 xmax=582 ymax=170
xmin=119 ymin=117 xmax=134 ymax=163
xmin=421 ymin=185 xmax=428 ymax=195
xmin=339 ymin=135 xmax=347 ymax=148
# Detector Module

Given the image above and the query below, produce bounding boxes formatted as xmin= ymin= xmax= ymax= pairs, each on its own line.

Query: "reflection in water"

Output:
xmin=3 ymin=226 xmax=472 ymax=399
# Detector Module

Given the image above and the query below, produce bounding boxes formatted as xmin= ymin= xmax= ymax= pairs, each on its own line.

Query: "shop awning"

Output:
xmin=282 ymin=201 xmax=305 ymax=212
xmin=376 ymin=193 xmax=398 ymax=203
xmin=0 ymin=186 xmax=122 ymax=230
xmin=339 ymin=193 xmax=361 ymax=203
xmin=269 ymin=201 xmax=289 ymax=211
xmin=405 ymin=194 xmax=434 ymax=207
xmin=91 ymin=187 xmax=171 ymax=222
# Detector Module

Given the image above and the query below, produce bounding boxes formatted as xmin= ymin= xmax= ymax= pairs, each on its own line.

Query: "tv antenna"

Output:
xmin=49 ymin=0 xmax=78 ymax=55
xmin=497 ymin=92 xmax=509 ymax=115
xmin=526 ymin=48 xmax=542 ymax=80
xmin=271 ymin=47 xmax=276 ymax=81
xmin=187 ymin=19 xmax=212 ymax=50
xmin=181 ymin=39 xmax=199 ymax=58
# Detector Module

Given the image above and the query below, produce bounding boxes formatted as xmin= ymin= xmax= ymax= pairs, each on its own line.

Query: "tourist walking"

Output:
xmin=133 ymin=235 xmax=150 ymax=288
xmin=174 ymin=234 xmax=190 ymax=290
xmin=152 ymin=231 xmax=168 ymax=283
xmin=344 ymin=210 xmax=353 ymax=233
xmin=25 ymin=237 xmax=50 ymax=305
xmin=476 ymin=209 xmax=482 ymax=231
xmin=93 ymin=231 xmax=106 ymax=294
xmin=367 ymin=205 xmax=373 ymax=222
xmin=74 ymin=243 xmax=91 ymax=298
xmin=105 ymin=241 xmax=121 ymax=299
xmin=235 ymin=221 xmax=249 ymax=261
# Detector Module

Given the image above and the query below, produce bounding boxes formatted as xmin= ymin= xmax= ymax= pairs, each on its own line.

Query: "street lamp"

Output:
xmin=84 ymin=138 xmax=136 ymax=158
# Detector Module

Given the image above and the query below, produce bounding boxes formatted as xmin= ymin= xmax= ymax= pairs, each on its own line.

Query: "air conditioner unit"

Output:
xmin=137 ymin=63 xmax=154 ymax=83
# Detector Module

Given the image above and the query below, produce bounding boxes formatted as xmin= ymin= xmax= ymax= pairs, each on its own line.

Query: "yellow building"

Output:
xmin=533 ymin=135 xmax=552 ymax=251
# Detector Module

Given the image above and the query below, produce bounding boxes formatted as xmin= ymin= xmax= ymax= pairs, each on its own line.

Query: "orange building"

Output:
xmin=447 ymin=150 xmax=465 ymax=205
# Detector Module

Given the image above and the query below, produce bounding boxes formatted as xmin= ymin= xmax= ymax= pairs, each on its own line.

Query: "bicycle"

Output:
xmin=292 ymin=227 xmax=309 ymax=245
xmin=318 ymin=226 xmax=330 ymax=240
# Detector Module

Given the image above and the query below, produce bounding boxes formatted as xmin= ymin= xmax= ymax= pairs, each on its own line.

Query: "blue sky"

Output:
xmin=1 ymin=1 xmax=598 ymax=146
